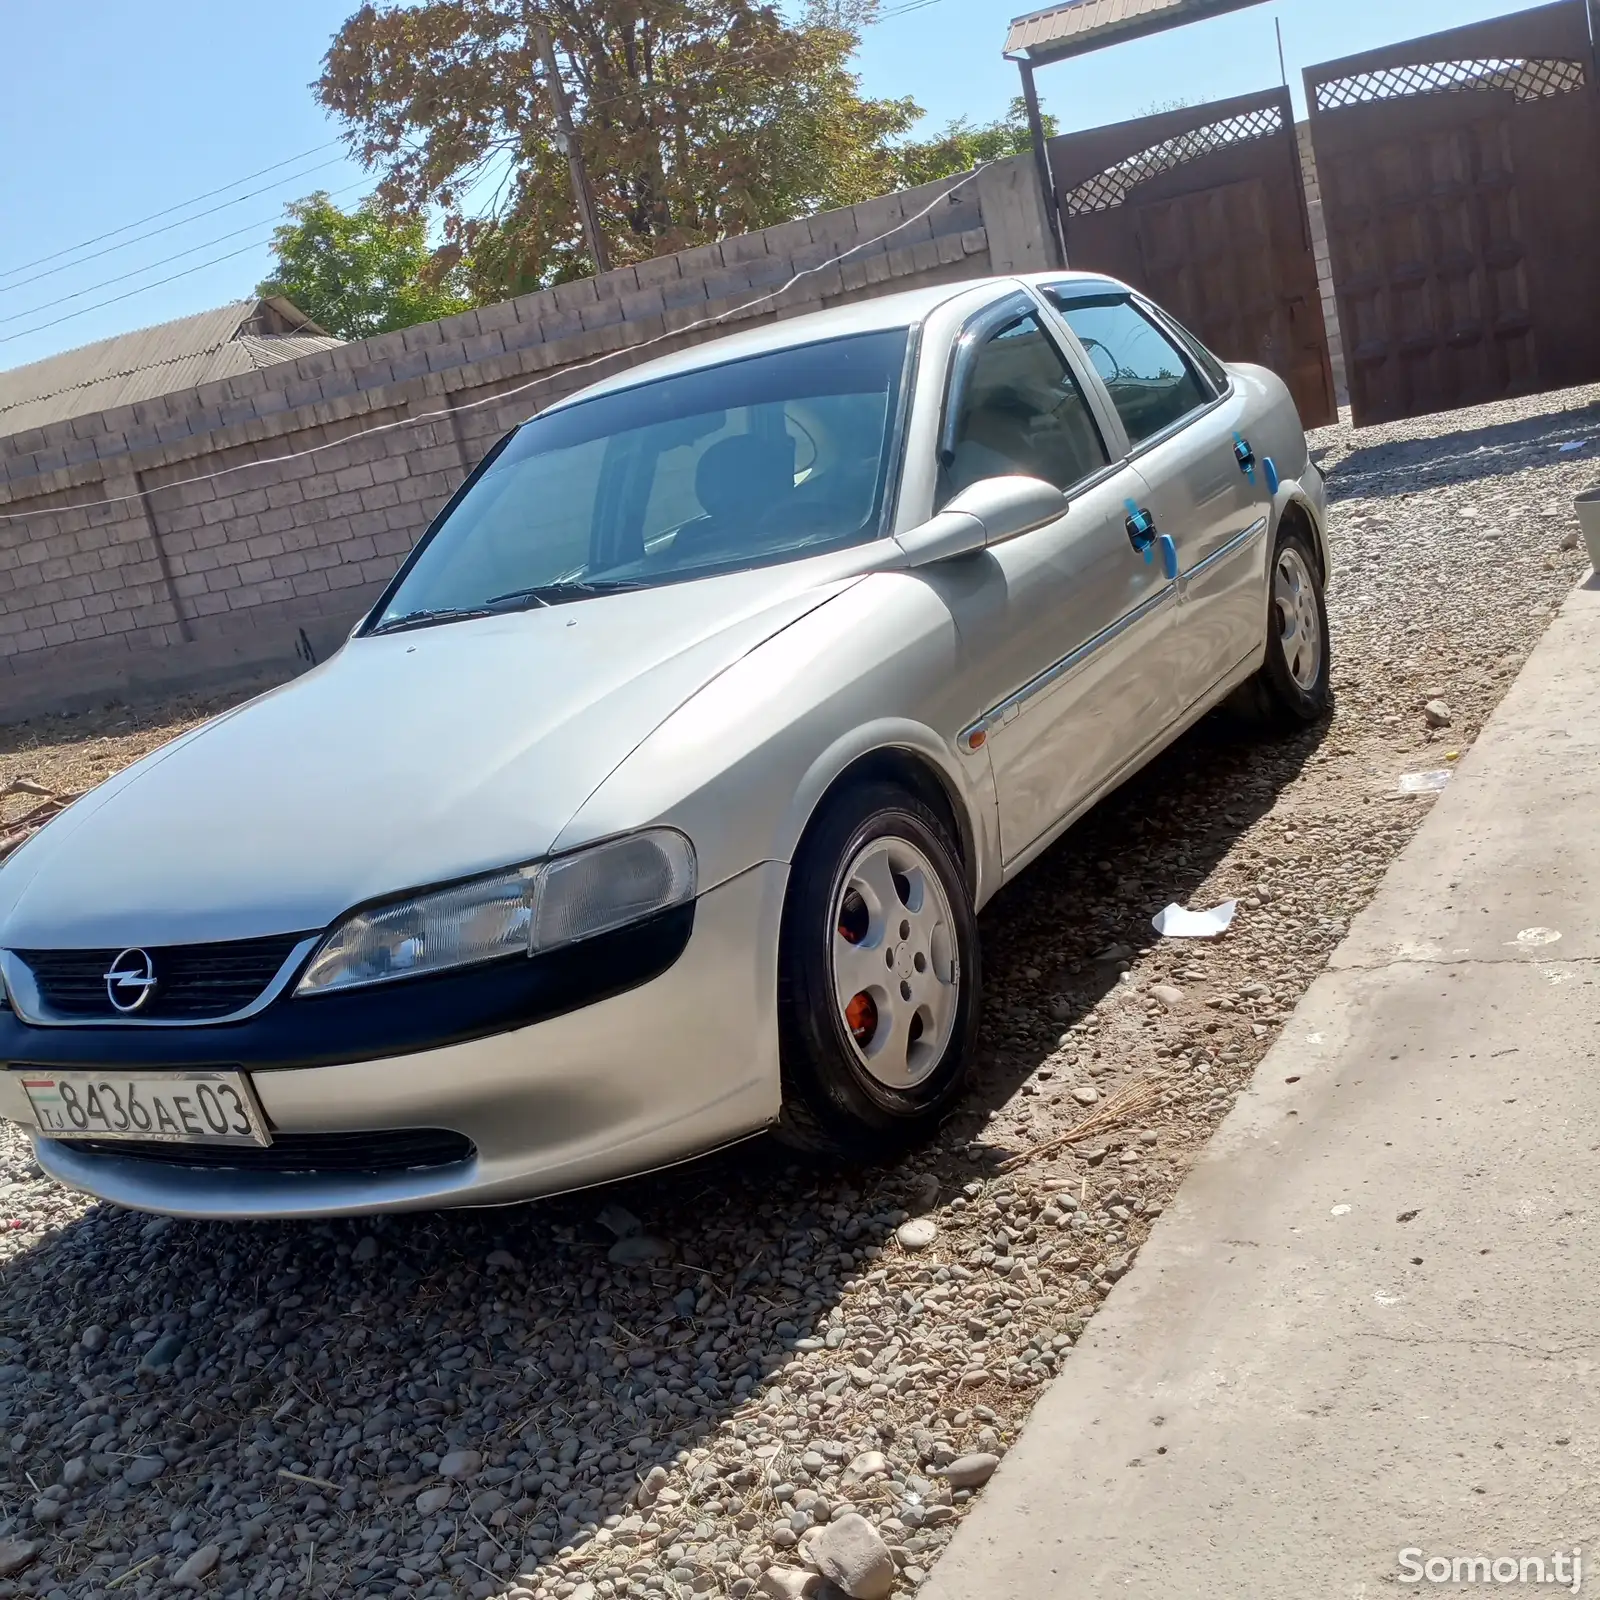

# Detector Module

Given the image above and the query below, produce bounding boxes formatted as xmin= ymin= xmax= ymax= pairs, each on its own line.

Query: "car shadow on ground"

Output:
xmin=0 ymin=700 xmax=1324 ymax=1594
xmin=1326 ymin=397 xmax=1600 ymax=504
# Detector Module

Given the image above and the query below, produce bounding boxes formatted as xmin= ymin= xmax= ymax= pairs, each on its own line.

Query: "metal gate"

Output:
xmin=1306 ymin=0 xmax=1600 ymax=427
xmin=1047 ymin=88 xmax=1338 ymax=428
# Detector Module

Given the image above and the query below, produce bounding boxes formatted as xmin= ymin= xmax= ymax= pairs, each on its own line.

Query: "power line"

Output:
xmin=0 ymin=242 xmax=278 ymax=348
xmin=0 ymin=156 xmax=354 ymax=298
xmin=0 ymin=16 xmax=952 ymax=356
xmin=0 ymin=162 xmax=988 ymax=520
xmin=0 ymin=140 xmax=347 ymax=286
xmin=0 ymin=177 xmax=372 ymax=334
xmin=0 ymin=8 xmax=941 ymax=301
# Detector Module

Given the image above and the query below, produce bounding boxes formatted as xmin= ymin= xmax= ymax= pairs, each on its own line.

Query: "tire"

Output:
xmin=1229 ymin=520 xmax=1331 ymax=732
xmin=775 ymin=781 xmax=980 ymax=1161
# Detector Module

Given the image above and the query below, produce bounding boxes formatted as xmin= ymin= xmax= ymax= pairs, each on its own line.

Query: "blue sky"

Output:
xmin=0 ymin=0 xmax=1522 ymax=371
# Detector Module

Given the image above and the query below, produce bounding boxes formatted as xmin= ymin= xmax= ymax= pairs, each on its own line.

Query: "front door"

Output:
xmin=931 ymin=297 xmax=1178 ymax=864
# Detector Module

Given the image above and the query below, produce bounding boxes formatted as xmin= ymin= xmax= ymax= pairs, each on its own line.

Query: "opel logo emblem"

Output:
xmin=104 ymin=948 xmax=157 ymax=1013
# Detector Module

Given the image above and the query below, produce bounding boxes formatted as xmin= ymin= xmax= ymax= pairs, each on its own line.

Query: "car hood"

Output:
xmin=0 ymin=567 xmax=858 ymax=948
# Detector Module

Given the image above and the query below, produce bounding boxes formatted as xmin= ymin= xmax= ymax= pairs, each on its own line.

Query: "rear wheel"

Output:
xmin=1230 ymin=521 xmax=1330 ymax=731
xmin=775 ymin=782 xmax=980 ymax=1160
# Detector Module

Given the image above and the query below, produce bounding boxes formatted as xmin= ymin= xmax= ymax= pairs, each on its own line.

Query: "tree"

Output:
xmin=317 ymin=0 xmax=922 ymax=301
xmin=255 ymin=192 xmax=472 ymax=339
xmin=892 ymin=98 xmax=1058 ymax=189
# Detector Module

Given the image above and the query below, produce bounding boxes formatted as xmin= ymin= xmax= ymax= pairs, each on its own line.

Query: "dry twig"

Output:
xmin=0 ymin=782 xmax=76 ymax=862
xmin=998 ymin=1074 xmax=1171 ymax=1172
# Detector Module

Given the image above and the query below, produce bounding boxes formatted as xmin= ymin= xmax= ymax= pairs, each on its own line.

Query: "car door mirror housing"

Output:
xmin=894 ymin=510 xmax=989 ymax=567
xmin=894 ymin=478 xmax=1068 ymax=568
xmin=947 ymin=476 xmax=1069 ymax=544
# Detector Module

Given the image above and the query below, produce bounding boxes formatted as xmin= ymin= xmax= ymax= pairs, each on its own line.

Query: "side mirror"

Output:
xmin=894 ymin=475 xmax=1069 ymax=568
xmin=946 ymin=476 xmax=1069 ymax=542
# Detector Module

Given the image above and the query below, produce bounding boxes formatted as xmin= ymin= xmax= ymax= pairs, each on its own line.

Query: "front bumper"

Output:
xmin=2 ymin=863 xmax=787 ymax=1219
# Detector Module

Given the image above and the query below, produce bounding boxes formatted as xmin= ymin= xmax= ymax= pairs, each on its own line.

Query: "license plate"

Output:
xmin=20 ymin=1070 xmax=271 ymax=1146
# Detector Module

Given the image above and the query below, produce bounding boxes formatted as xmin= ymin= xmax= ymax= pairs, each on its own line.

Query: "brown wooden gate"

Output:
xmin=1047 ymin=88 xmax=1338 ymax=428
xmin=1306 ymin=0 xmax=1600 ymax=427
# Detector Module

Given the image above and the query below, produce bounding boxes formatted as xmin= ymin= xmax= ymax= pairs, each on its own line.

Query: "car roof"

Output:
xmin=536 ymin=270 xmax=1125 ymax=416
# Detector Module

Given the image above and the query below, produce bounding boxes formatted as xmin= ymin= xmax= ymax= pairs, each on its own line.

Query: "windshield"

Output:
xmin=374 ymin=328 xmax=910 ymax=628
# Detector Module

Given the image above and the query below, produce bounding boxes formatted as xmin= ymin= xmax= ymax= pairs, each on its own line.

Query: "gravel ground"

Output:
xmin=1 ymin=382 xmax=1598 ymax=1600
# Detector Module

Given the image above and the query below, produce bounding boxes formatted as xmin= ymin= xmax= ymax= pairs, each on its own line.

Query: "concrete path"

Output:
xmin=924 ymin=576 xmax=1600 ymax=1600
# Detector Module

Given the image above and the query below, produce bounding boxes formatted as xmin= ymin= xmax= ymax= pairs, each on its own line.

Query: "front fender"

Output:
xmin=778 ymin=715 xmax=1000 ymax=904
xmin=554 ymin=572 xmax=1004 ymax=910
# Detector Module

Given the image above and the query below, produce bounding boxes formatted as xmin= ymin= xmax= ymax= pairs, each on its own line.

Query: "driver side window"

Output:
xmin=942 ymin=311 xmax=1107 ymax=505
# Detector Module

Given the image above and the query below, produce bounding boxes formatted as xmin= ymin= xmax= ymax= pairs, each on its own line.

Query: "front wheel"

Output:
xmin=775 ymin=782 xmax=980 ymax=1160
xmin=1230 ymin=521 xmax=1331 ymax=731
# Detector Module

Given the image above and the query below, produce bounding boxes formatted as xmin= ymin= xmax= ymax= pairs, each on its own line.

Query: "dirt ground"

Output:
xmin=0 ymin=381 xmax=1597 ymax=1600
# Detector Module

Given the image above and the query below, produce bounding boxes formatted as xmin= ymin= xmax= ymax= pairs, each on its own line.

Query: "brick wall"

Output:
xmin=0 ymin=157 xmax=1054 ymax=721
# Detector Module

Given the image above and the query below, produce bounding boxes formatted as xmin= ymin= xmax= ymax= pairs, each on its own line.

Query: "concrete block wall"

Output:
xmin=0 ymin=157 xmax=1051 ymax=721
xmin=1296 ymin=123 xmax=1349 ymax=410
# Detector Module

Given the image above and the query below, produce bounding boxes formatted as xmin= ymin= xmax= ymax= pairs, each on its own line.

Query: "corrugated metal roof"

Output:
xmin=0 ymin=298 xmax=341 ymax=439
xmin=1005 ymin=0 xmax=1269 ymax=64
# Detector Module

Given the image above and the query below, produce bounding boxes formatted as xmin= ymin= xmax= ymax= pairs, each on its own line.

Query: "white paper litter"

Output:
xmin=1559 ymin=440 xmax=1589 ymax=453
xmin=1397 ymin=769 xmax=1452 ymax=794
xmin=1152 ymin=899 xmax=1237 ymax=938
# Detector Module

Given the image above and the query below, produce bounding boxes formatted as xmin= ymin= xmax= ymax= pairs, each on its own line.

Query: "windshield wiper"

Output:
xmin=485 ymin=579 xmax=645 ymax=608
xmin=372 ymin=580 xmax=645 ymax=634
xmin=369 ymin=606 xmax=499 ymax=635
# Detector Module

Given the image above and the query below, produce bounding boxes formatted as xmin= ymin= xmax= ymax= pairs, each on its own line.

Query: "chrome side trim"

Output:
xmin=957 ymin=582 xmax=1175 ymax=752
xmin=1 ymin=937 xmax=321 ymax=1029
xmin=1183 ymin=514 xmax=1270 ymax=587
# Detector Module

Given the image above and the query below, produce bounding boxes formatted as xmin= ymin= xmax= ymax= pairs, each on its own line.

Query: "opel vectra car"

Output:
xmin=0 ymin=272 xmax=1330 ymax=1218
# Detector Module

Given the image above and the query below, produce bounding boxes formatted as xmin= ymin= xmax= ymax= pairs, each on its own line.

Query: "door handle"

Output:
xmin=1124 ymin=500 xmax=1156 ymax=562
xmin=1158 ymin=533 xmax=1179 ymax=581
xmin=1233 ymin=433 xmax=1257 ymax=483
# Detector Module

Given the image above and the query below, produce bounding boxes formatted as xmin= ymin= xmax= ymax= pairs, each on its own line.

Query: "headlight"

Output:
xmin=295 ymin=828 xmax=696 ymax=996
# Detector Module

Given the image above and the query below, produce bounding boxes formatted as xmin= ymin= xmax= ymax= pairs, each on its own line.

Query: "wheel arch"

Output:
xmin=781 ymin=723 xmax=991 ymax=905
xmin=1274 ymin=492 xmax=1326 ymax=584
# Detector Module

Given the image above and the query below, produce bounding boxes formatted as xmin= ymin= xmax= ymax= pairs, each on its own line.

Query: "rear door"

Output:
xmin=1041 ymin=286 xmax=1271 ymax=709
xmin=932 ymin=295 xmax=1180 ymax=864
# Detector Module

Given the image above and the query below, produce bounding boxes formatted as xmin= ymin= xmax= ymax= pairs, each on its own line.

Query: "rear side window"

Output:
xmin=941 ymin=311 xmax=1107 ymax=504
xmin=1150 ymin=305 xmax=1230 ymax=392
xmin=1051 ymin=296 xmax=1211 ymax=447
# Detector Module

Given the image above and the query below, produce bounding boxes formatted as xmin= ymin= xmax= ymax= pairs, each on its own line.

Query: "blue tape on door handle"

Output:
xmin=1263 ymin=456 xmax=1280 ymax=495
xmin=1124 ymin=498 xmax=1155 ymax=564
xmin=1159 ymin=533 xmax=1179 ymax=580
xmin=1233 ymin=431 xmax=1257 ymax=484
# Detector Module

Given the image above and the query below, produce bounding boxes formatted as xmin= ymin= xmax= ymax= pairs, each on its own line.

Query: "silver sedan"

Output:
xmin=0 ymin=271 xmax=1330 ymax=1217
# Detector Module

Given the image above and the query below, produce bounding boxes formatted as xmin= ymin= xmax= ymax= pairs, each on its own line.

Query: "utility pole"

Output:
xmin=533 ymin=20 xmax=611 ymax=276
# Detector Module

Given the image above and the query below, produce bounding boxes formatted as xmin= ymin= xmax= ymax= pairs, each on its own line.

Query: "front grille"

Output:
xmin=15 ymin=933 xmax=306 ymax=1020
xmin=57 ymin=1129 xmax=475 ymax=1174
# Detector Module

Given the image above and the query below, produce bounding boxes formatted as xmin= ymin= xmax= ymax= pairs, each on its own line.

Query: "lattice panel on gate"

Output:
xmin=1313 ymin=57 xmax=1587 ymax=114
xmin=1064 ymin=106 xmax=1285 ymax=217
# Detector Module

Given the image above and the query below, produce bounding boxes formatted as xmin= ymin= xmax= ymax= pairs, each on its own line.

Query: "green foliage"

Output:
xmin=892 ymin=98 xmax=1058 ymax=188
xmin=317 ymin=0 xmax=925 ymax=302
xmin=255 ymin=191 xmax=472 ymax=340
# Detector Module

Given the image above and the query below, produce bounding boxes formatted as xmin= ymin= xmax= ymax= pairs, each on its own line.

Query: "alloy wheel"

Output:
xmin=1274 ymin=545 xmax=1323 ymax=691
xmin=830 ymin=836 xmax=960 ymax=1089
